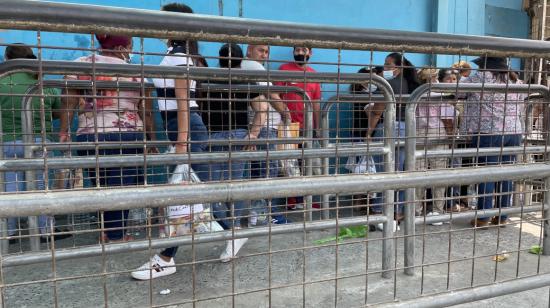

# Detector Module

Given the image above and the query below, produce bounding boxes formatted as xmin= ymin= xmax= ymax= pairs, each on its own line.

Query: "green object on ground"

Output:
xmin=314 ymin=226 xmax=367 ymax=245
xmin=529 ymin=245 xmax=542 ymax=255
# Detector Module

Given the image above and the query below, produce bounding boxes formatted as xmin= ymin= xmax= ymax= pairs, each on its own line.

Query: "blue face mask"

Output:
xmin=383 ymin=70 xmax=395 ymax=80
xmin=361 ymin=84 xmax=378 ymax=93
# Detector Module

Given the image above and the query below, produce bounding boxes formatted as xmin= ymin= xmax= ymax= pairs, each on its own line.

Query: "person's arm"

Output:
xmin=365 ymin=102 xmax=385 ymax=139
xmin=268 ymin=92 xmax=290 ymax=124
xmin=442 ymin=119 xmax=455 ymax=136
xmin=59 ymin=88 xmax=80 ymax=142
xmin=142 ymin=88 xmax=157 ymax=142
xmin=174 ymin=78 xmax=190 ymax=154
xmin=249 ymin=95 xmax=268 ymax=138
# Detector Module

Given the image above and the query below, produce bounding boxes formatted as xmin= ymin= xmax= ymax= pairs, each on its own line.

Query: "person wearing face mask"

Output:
xmin=60 ymin=34 xmax=156 ymax=244
xmin=366 ymin=53 xmax=420 ymax=220
xmin=275 ymin=46 xmax=322 ymax=209
xmin=275 ymin=47 xmax=322 ymax=133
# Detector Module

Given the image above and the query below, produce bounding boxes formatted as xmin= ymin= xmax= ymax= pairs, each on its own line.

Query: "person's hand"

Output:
xmin=175 ymin=143 xmax=188 ymax=154
xmin=243 ymin=133 xmax=258 ymax=151
xmin=281 ymin=109 xmax=291 ymax=125
xmin=147 ymin=147 xmax=159 ymax=154
xmin=59 ymin=132 xmax=70 ymax=143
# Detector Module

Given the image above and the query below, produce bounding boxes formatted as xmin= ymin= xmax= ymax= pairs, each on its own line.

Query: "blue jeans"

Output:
xmin=3 ymin=139 xmax=52 ymax=235
xmin=472 ymin=134 xmax=521 ymax=221
xmin=209 ymin=129 xmax=248 ymax=229
xmin=251 ymin=127 xmax=285 ymax=214
xmin=161 ymin=111 xmax=209 ymax=258
xmin=77 ymin=132 xmax=144 ymax=241
xmin=162 ymin=111 xmax=209 ymax=181
xmin=371 ymin=121 xmax=406 ymax=215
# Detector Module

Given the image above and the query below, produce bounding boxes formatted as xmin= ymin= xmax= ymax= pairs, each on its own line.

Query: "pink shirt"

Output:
xmin=416 ymin=94 xmax=456 ymax=134
xmin=460 ymin=71 xmax=525 ymax=134
xmin=66 ymin=54 xmax=144 ymax=135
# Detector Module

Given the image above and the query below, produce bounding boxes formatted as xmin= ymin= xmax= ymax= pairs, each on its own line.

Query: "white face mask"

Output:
xmin=383 ymin=70 xmax=395 ymax=80
xmin=362 ymin=84 xmax=378 ymax=93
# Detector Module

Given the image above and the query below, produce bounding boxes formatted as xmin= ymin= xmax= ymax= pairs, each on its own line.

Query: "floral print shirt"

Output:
xmin=66 ymin=54 xmax=143 ymax=135
xmin=460 ymin=71 xmax=525 ymax=134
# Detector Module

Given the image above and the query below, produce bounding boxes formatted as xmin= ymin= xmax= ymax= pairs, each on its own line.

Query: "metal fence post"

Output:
xmin=403 ymin=91 xmax=422 ymax=276
xmin=0 ymin=107 xmax=8 ymax=255
xmin=381 ymin=91 xmax=396 ymax=279
xmin=21 ymin=95 xmax=40 ymax=252
xmin=544 ymin=96 xmax=550 ymax=256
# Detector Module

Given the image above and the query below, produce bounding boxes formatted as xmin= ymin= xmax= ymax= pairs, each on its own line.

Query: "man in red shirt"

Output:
xmin=277 ymin=47 xmax=322 ymax=209
xmin=276 ymin=47 xmax=322 ymax=133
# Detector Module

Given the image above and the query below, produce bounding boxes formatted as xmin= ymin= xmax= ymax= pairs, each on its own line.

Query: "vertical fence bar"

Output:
xmin=381 ymin=90 xmax=396 ymax=279
xmin=544 ymin=97 xmax=550 ymax=256
xmin=0 ymin=105 xmax=7 ymax=255
xmin=403 ymin=97 xmax=418 ymax=276
xmin=22 ymin=91 xmax=40 ymax=251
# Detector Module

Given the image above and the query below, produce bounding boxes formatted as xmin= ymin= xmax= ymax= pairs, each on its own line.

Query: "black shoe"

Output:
xmin=40 ymin=229 xmax=73 ymax=243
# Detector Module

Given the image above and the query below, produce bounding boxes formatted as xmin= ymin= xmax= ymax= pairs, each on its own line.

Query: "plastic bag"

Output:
xmin=278 ymin=123 xmax=301 ymax=177
xmin=311 ymin=140 xmax=323 ymax=176
xmin=164 ymin=148 xmax=223 ymax=236
xmin=345 ymin=155 xmax=376 ymax=174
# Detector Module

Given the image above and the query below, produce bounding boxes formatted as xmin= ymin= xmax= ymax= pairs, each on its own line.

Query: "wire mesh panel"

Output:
xmin=0 ymin=1 xmax=549 ymax=307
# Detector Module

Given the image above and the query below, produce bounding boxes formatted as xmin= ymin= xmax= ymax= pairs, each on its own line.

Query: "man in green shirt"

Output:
xmin=1 ymin=44 xmax=70 ymax=242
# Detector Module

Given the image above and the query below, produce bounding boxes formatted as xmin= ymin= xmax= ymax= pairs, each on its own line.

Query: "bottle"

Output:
xmin=127 ymin=208 xmax=147 ymax=237
xmin=249 ymin=199 xmax=268 ymax=227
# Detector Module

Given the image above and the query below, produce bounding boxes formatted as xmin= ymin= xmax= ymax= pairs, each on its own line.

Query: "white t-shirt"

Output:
xmin=241 ymin=59 xmax=281 ymax=129
xmin=153 ymin=48 xmax=198 ymax=110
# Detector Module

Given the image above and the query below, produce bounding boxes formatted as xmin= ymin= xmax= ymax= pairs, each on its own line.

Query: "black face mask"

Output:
xmin=294 ymin=54 xmax=309 ymax=63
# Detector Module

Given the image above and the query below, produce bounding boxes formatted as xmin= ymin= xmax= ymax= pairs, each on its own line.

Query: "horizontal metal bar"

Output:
xmin=0 ymin=60 xmax=400 ymax=85
xmin=416 ymin=205 xmax=543 ymax=225
xmin=377 ymin=273 xmax=550 ymax=308
xmin=0 ymin=163 xmax=549 ymax=217
xmin=1 ymin=0 xmax=549 ymax=57
xmin=1 ymin=144 xmax=545 ymax=172
xmin=39 ymin=79 xmax=156 ymax=90
xmin=1 ymin=215 xmax=387 ymax=267
xmin=0 ymin=146 xmax=388 ymax=171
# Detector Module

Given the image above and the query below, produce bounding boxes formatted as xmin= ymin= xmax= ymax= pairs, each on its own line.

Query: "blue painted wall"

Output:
xmin=0 ymin=0 xmax=530 ymax=85
xmin=0 ymin=0 xmax=531 ymax=177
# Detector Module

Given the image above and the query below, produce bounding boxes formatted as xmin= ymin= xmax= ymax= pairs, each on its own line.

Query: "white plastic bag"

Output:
xmin=164 ymin=146 xmax=223 ymax=236
xmin=345 ymin=155 xmax=376 ymax=174
xmin=311 ymin=140 xmax=323 ymax=176
xmin=278 ymin=123 xmax=301 ymax=177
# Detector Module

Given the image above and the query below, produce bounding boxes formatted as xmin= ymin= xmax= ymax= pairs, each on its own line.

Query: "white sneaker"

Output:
xmin=220 ymin=238 xmax=248 ymax=262
xmin=427 ymin=212 xmax=443 ymax=226
xmin=131 ymin=254 xmax=176 ymax=280
xmin=376 ymin=220 xmax=400 ymax=232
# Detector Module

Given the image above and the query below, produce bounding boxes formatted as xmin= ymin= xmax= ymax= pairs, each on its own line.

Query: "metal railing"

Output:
xmin=0 ymin=1 xmax=550 ymax=307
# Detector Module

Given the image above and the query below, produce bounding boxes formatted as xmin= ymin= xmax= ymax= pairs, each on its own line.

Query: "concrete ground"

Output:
xmin=1 ymin=208 xmax=549 ymax=308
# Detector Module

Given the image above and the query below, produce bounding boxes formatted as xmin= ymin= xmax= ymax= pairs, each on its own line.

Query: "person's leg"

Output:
xmin=160 ymin=112 xmax=210 ymax=258
xmin=395 ymin=121 xmax=406 ymax=216
xmin=432 ymin=149 xmax=448 ymax=214
xmin=3 ymin=141 xmax=26 ymax=237
xmin=497 ymin=134 xmax=522 ymax=221
xmin=475 ymin=135 xmax=499 ymax=221
xmin=208 ymin=131 xmax=233 ymax=229
xmin=415 ymin=154 xmax=427 ymax=215
xmin=369 ymin=123 xmax=385 ymax=214
xmin=101 ymin=132 xmax=143 ymax=241
xmin=225 ymin=129 xmax=248 ymax=228
xmin=189 ymin=112 xmax=210 ymax=182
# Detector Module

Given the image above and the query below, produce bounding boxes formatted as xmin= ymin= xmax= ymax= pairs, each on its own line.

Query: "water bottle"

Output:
xmin=249 ymin=200 xmax=268 ymax=227
xmin=127 ymin=208 xmax=147 ymax=237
